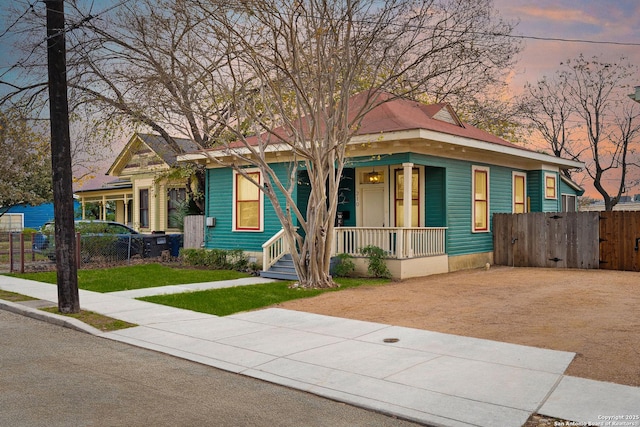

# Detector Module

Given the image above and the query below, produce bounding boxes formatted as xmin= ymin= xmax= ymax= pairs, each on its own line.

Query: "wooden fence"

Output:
xmin=493 ymin=211 xmax=640 ymax=271
xmin=183 ymin=215 xmax=204 ymax=249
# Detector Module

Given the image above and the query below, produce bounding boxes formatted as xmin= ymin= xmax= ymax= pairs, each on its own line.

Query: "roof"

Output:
xmin=136 ymin=133 xmax=200 ymax=166
xmin=178 ymin=92 xmax=583 ymax=170
xmin=107 ymin=133 xmax=200 ymax=176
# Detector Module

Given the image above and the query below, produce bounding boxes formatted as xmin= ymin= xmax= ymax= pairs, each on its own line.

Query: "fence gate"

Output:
xmin=493 ymin=212 xmax=599 ymax=269
xmin=599 ymin=211 xmax=640 ymax=272
xmin=183 ymin=215 xmax=204 ymax=249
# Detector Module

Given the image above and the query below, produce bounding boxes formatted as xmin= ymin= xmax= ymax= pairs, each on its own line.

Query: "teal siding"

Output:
xmin=204 ymin=153 xmax=575 ymax=258
xmin=205 ymin=163 xmax=297 ymax=252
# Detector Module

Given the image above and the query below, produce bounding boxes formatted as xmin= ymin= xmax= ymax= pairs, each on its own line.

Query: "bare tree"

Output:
xmin=189 ymin=0 xmax=520 ymax=287
xmin=520 ymin=76 xmax=581 ymax=178
xmin=522 ymin=55 xmax=640 ymax=210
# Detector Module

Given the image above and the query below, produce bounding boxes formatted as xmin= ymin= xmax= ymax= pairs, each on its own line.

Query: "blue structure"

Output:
xmin=1 ymin=201 xmax=80 ymax=231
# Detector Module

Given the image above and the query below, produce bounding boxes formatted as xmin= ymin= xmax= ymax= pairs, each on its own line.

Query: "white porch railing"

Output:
xmin=262 ymin=228 xmax=289 ymax=270
xmin=333 ymin=227 xmax=447 ymax=259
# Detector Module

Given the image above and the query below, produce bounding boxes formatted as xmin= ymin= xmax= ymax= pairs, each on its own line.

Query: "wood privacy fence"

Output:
xmin=183 ymin=215 xmax=204 ymax=249
xmin=493 ymin=211 xmax=640 ymax=272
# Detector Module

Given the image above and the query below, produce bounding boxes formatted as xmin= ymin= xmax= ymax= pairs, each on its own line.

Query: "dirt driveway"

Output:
xmin=278 ymin=266 xmax=640 ymax=387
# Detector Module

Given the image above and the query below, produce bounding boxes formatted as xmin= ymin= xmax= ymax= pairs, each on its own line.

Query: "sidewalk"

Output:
xmin=1 ymin=275 xmax=638 ymax=427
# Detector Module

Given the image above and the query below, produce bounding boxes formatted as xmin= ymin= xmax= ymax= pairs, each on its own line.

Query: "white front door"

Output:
xmin=361 ymin=185 xmax=386 ymax=227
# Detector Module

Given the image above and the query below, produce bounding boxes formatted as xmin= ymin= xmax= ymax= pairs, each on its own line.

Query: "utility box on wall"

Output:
xmin=206 ymin=217 xmax=216 ymax=227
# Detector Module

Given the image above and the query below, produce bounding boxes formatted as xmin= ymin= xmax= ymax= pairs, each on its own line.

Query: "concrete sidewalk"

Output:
xmin=1 ymin=275 xmax=638 ymax=427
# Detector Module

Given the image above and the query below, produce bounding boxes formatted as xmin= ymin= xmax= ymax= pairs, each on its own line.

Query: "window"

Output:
xmin=394 ymin=168 xmax=419 ymax=227
xmin=0 ymin=213 xmax=24 ymax=232
xmin=139 ymin=189 xmax=149 ymax=228
xmin=472 ymin=166 xmax=489 ymax=232
xmin=234 ymin=171 xmax=262 ymax=231
xmin=562 ymin=194 xmax=577 ymax=212
xmin=167 ymin=188 xmax=186 ymax=228
xmin=545 ymin=173 xmax=557 ymax=199
xmin=513 ymin=172 xmax=527 ymax=214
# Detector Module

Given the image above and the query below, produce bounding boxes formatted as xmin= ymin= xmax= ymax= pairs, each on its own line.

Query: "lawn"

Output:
xmin=139 ymin=277 xmax=390 ymax=316
xmin=8 ymin=264 xmax=250 ymax=293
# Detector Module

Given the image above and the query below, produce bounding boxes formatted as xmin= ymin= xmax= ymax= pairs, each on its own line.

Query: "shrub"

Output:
xmin=333 ymin=253 xmax=356 ymax=277
xmin=181 ymin=248 xmax=249 ymax=271
xmin=360 ymin=245 xmax=391 ymax=278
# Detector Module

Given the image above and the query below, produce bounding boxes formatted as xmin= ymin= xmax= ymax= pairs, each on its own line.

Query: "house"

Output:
xmin=0 ymin=201 xmax=79 ymax=232
xmin=179 ymin=93 xmax=584 ymax=279
xmin=74 ymin=133 xmax=198 ymax=233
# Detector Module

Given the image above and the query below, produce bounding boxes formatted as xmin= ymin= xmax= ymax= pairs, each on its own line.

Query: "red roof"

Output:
xmin=208 ymin=92 xmax=522 ymax=151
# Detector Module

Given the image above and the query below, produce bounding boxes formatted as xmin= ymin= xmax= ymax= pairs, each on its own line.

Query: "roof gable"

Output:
xmin=108 ymin=133 xmax=199 ymax=176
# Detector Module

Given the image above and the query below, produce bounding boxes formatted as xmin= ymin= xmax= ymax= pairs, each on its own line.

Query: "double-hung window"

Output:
xmin=472 ymin=166 xmax=489 ymax=232
xmin=545 ymin=173 xmax=557 ymax=199
xmin=513 ymin=172 xmax=527 ymax=213
xmin=139 ymin=189 xmax=149 ymax=228
xmin=234 ymin=171 xmax=262 ymax=231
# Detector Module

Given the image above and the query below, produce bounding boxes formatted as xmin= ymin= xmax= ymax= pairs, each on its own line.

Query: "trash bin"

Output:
xmin=143 ymin=234 xmax=170 ymax=258
xmin=167 ymin=234 xmax=183 ymax=257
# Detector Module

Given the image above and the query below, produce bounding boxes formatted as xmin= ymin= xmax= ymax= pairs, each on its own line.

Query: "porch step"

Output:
xmin=260 ymin=254 xmax=299 ymax=281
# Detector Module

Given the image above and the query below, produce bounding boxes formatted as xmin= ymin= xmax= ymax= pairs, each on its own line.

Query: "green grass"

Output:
xmin=139 ymin=277 xmax=390 ymax=316
xmin=7 ymin=264 xmax=250 ymax=293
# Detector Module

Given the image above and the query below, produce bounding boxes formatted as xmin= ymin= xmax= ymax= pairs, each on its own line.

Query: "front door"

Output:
xmin=362 ymin=185 xmax=385 ymax=227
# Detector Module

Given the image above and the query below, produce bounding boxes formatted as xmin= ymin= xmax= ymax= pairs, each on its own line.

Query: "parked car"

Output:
xmin=33 ymin=220 xmax=142 ymax=261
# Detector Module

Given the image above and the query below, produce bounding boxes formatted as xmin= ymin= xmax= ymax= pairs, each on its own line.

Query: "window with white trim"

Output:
xmin=139 ymin=189 xmax=149 ymax=228
xmin=472 ymin=166 xmax=490 ymax=232
xmin=544 ymin=173 xmax=557 ymax=199
xmin=562 ymin=194 xmax=577 ymax=212
xmin=513 ymin=172 xmax=527 ymax=213
xmin=233 ymin=170 xmax=263 ymax=231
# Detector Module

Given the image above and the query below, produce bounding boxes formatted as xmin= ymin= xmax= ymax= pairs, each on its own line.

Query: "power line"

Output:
xmin=506 ymin=33 xmax=640 ymax=47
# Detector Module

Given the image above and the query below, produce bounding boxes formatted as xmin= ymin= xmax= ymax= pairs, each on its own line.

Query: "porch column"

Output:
xmin=81 ymin=198 xmax=86 ymax=219
xmin=123 ymin=194 xmax=129 ymax=226
xmin=102 ymin=195 xmax=107 ymax=220
xmin=402 ymin=162 xmax=413 ymax=228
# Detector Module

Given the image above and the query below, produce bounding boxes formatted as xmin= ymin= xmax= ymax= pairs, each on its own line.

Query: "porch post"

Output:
xmin=123 ymin=194 xmax=129 ymax=226
xmin=102 ymin=195 xmax=107 ymax=220
xmin=402 ymin=163 xmax=413 ymax=228
xmin=81 ymin=198 xmax=86 ymax=219
xmin=402 ymin=162 xmax=413 ymax=259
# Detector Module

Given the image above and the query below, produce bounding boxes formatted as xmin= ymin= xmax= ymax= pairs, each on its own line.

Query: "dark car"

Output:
xmin=33 ymin=220 xmax=142 ymax=261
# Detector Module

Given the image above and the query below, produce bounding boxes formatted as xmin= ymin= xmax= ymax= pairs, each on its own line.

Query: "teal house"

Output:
xmin=180 ymin=94 xmax=584 ymax=279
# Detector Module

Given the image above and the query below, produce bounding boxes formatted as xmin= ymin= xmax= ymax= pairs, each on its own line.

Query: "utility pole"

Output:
xmin=45 ymin=0 xmax=79 ymax=313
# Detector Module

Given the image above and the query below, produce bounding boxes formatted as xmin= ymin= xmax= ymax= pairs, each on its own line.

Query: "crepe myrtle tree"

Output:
xmin=191 ymin=0 xmax=519 ymax=288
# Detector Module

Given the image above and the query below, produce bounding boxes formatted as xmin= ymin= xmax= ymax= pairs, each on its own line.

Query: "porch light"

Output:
xmin=368 ymin=169 xmax=381 ymax=183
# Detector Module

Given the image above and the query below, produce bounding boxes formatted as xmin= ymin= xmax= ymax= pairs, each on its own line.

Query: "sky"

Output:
xmin=494 ymin=0 xmax=640 ymax=94
xmin=2 ymin=0 xmax=640 ymax=198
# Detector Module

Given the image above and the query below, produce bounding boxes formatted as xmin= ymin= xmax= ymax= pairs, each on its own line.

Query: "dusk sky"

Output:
xmin=494 ymin=0 xmax=640 ymax=94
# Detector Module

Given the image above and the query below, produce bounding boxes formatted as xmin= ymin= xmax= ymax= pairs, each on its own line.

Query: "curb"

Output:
xmin=0 ymin=299 xmax=103 ymax=336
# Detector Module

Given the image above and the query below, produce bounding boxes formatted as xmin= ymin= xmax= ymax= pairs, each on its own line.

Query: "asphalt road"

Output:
xmin=0 ymin=310 xmax=422 ymax=427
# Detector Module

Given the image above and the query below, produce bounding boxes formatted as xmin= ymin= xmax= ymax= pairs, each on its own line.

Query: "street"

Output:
xmin=0 ymin=310 xmax=421 ymax=427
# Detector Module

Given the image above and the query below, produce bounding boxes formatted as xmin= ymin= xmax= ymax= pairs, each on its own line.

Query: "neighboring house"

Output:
xmin=179 ymin=93 xmax=584 ymax=279
xmin=0 ymin=201 xmax=81 ymax=232
xmin=74 ymin=133 xmax=197 ymax=233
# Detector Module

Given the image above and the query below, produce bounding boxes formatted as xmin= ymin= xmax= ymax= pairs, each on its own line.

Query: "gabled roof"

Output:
xmin=349 ymin=92 xmax=514 ymax=148
xmin=107 ymin=133 xmax=199 ymax=176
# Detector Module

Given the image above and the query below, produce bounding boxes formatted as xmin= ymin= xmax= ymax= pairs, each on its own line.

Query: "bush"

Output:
xmin=333 ymin=253 xmax=355 ymax=277
xmin=360 ymin=245 xmax=391 ymax=278
xmin=181 ymin=248 xmax=249 ymax=271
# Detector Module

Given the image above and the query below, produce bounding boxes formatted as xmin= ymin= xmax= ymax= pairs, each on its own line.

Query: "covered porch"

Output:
xmin=262 ymin=161 xmax=449 ymax=279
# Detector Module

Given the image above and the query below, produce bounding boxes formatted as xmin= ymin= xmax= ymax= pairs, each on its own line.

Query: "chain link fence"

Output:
xmin=1 ymin=231 xmax=183 ymax=273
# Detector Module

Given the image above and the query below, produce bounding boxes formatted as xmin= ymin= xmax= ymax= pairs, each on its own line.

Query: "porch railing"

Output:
xmin=333 ymin=227 xmax=447 ymax=259
xmin=262 ymin=228 xmax=289 ymax=270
